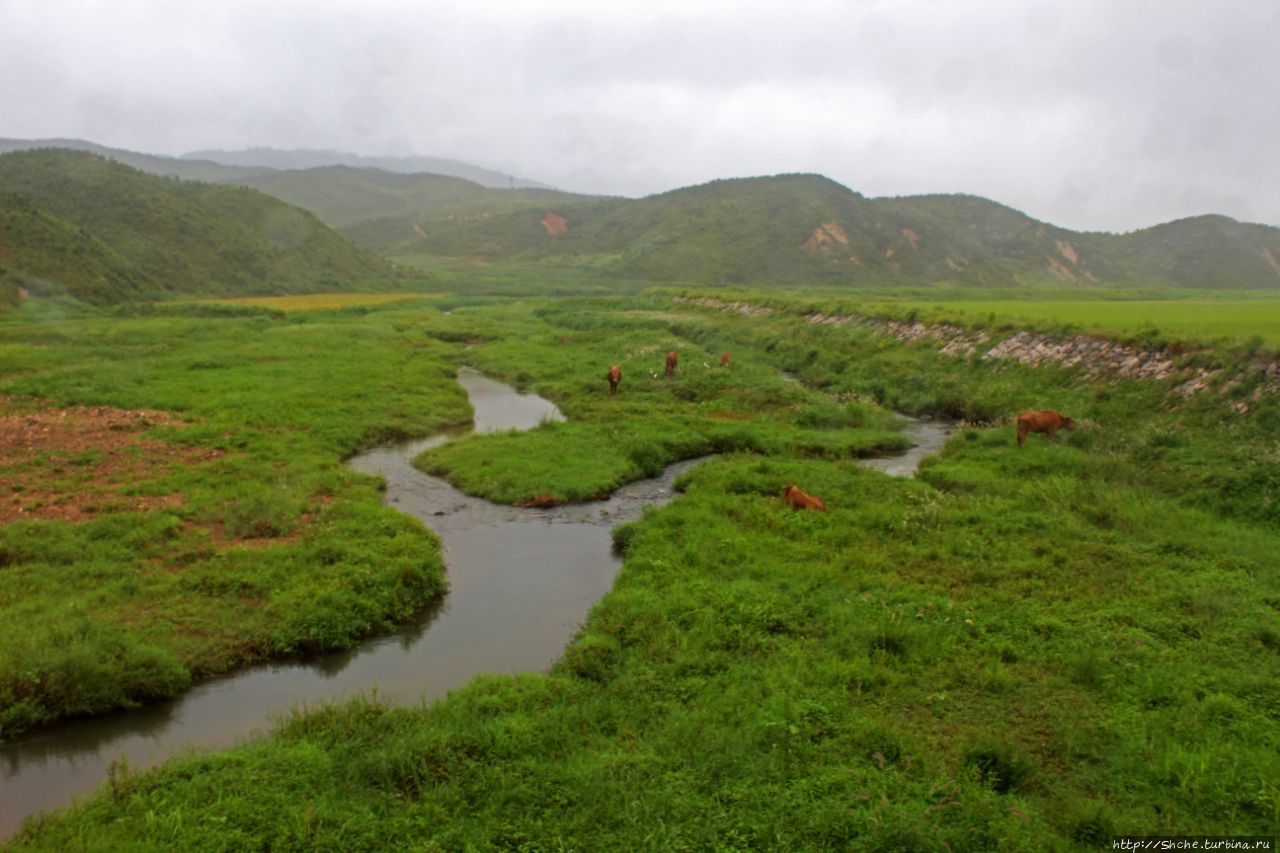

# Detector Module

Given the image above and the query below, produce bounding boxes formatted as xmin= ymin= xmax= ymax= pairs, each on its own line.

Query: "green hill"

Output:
xmin=0 ymin=148 xmax=397 ymax=305
xmin=384 ymin=174 xmax=1108 ymax=287
xmin=363 ymin=173 xmax=1280 ymax=289
xmin=0 ymin=138 xmax=270 ymax=183
xmin=1114 ymin=214 xmax=1280 ymax=288
xmin=9 ymin=140 xmax=1278 ymax=291
xmin=233 ymin=165 xmax=605 ymax=238
xmin=0 ymin=192 xmax=152 ymax=305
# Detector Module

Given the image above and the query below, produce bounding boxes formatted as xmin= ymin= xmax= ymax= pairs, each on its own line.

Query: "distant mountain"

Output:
xmin=6 ymin=140 xmax=1279 ymax=291
xmin=1113 ymin=214 xmax=1280 ymax=290
xmin=370 ymin=173 xmax=1280 ymax=289
xmin=0 ymin=138 xmax=270 ymax=183
xmin=0 ymin=148 xmax=396 ymax=305
xmin=184 ymin=147 xmax=552 ymax=191
xmin=232 ymin=165 xmax=604 ymax=233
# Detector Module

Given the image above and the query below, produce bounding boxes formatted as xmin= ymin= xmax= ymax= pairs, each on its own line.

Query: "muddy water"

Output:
xmin=857 ymin=417 xmax=952 ymax=478
xmin=0 ymin=370 xmax=948 ymax=837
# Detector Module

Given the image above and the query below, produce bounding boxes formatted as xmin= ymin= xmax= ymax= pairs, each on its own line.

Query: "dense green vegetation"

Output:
xmin=5 ymin=287 xmax=1279 ymax=848
xmin=0 ymin=149 xmax=401 ymax=305
xmin=0 ymin=193 xmax=151 ymax=305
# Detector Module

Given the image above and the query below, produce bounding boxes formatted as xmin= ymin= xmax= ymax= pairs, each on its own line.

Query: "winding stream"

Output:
xmin=0 ymin=369 xmax=950 ymax=837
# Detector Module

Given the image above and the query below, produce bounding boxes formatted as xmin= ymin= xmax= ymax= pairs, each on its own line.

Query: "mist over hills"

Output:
xmin=184 ymin=147 xmax=553 ymax=191
xmin=0 ymin=148 xmax=395 ymax=305
xmin=3 ymin=139 xmax=1279 ymax=303
xmin=0 ymin=138 xmax=270 ymax=184
xmin=233 ymin=166 xmax=603 ymax=230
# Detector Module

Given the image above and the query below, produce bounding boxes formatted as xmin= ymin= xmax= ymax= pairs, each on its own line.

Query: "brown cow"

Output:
xmin=782 ymin=485 xmax=827 ymax=512
xmin=665 ymin=351 xmax=678 ymax=376
xmin=1016 ymin=409 xmax=1076 ymax=447
xmin=607 ymin=364 xmax=622 ymax=396
xmin=720 ymin=352 xmax=731 ymax=368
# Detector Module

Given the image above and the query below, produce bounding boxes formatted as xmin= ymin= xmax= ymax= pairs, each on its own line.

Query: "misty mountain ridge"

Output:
xmin=0 ymin=138 xmax=271 ymax=183
xmin=0 ymin=138 xmax=553 ymax=193
xmin=183 ymin=147 xmax=554 ymax=191
xmin=3 ymin=140 xmax=1279 ymax=297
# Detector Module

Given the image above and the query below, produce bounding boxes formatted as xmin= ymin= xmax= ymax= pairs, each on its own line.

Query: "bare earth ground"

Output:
xmin=0 ymin=397 xmax=220 ymax=524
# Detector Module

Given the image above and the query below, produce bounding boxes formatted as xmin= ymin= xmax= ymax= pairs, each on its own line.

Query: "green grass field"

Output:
xmin=196 ymin=292 xmax=435 ymax=313
xmin=0 ymin=304 xmax=471 ymax=739
xmin=4 ymin=289 xmax=1280 ymax=849
xmin=881 ymin=298 xmax=1280 ymax=347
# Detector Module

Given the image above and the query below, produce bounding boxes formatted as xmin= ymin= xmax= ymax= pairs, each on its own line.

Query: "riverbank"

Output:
xmin=5 ymin=370 xmax=726 ymax=835
xmin=0 ymin=311 xmax=472 ymax=743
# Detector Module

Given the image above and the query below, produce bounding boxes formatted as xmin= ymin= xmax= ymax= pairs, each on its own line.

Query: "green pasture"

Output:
xmin=5 ymin=290 xmax=1280 ymax=849
xmin=194 ymin=292 xmax=434 ymax=313
xmin=880 ymin=298 xmax=1280 ymax=347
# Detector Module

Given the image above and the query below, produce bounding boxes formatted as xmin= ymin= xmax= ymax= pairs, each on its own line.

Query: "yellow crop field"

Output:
xmin=198 ymin=293 xmax=432 ymax=312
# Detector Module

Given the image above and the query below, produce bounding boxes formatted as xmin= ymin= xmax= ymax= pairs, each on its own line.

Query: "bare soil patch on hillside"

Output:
xmin=541 ymin=211 xmax=568 ymax=237
xmin=0 ymin=397 xmax=220 ymax=523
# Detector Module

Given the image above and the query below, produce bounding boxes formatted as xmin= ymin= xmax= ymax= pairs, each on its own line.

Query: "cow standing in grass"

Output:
xmin=782 ymin=485 xmax=827 ymax=512
xmin=720 ymin=352 xmax=731 ymax=368
xmin=665 ymin=351 xmax=678 ymax=376
xmin=1016 ymin=410 xmax=1075 ymax=447
xmin=607 ymin=364 xmax=622 ymax=396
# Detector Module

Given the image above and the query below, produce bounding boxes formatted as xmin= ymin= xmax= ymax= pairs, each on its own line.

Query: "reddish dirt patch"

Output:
xmin=901 ymin=227 xmax=920 ymax=248
xmin=412 ymin=223 xmax=427 ymax=238
xmin=802 ymin=221 xmax=850 ymax=254
xmin=0 ymin=398 xmax=220 ymax=523
xmin=541 ymin=211 xmax=568 ymax=237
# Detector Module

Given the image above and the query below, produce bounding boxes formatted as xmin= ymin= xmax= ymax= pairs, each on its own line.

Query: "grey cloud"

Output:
xmin=1 ymin=0 xmax=1276 ymax=232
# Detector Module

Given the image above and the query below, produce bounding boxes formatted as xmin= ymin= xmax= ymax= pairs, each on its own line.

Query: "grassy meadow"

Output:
xmin=194 ymin=293 xmax=435 ymax=313
xmin=4 ymin=288 xmax=1280 ymax=849
xmin=874 ymin=297 xmax=1280 ymax=348
xmin=0 ymin=298 xmax=471 ymax=739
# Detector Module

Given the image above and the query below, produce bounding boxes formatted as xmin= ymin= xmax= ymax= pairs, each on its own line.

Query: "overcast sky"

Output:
xmin=3 ymin=0 xmax=1277 ymax=233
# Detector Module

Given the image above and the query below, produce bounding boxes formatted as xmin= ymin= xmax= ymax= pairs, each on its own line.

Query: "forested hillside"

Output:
xmin=0 ymin=148 xmax=398 ymax=305
xmin=369 ymin=173 xmax=1280 ymax=289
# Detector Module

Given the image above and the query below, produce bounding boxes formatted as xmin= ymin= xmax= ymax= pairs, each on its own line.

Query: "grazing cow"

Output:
xmin=607 ymin=364 xmax=622 ymax=396
xmin=782 ymin=485 xmax=827 ymax=512
xmin=720 ymin=352 xmax=731 ymax=368
xmin=665 ymin=351 xmax=678 ymax=376
xmin=1016 ymin=409 xmax=1076 ymax=447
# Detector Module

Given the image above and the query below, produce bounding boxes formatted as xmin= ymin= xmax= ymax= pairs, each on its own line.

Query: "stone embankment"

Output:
xmin=672 ymin=295 xmax=1280 ymax=411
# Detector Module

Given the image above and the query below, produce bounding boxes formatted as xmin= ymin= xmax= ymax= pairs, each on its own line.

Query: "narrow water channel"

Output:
xmin=0 ymin=370 xmax=950 ymax=837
